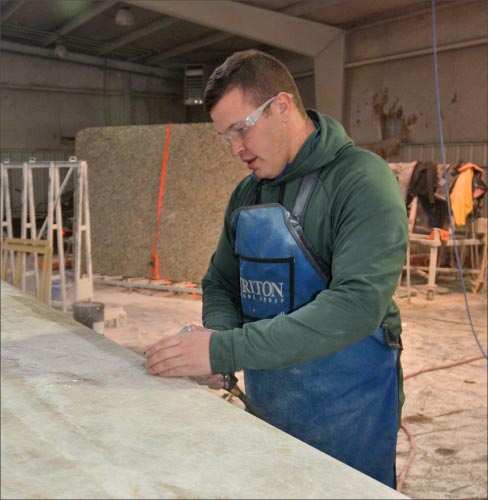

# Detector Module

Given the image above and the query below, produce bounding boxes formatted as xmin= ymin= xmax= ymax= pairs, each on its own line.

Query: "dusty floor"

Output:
xmin=82 ymin=276 xmax=487 ymax=500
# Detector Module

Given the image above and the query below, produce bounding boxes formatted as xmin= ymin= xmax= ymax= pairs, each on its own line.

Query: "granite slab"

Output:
xmin=1 ymin=282 xmax=408 ymax=499
xmin=75 ymin=123 xmax=248 ymax=283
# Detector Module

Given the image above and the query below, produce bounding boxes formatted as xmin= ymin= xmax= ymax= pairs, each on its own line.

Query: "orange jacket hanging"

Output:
xmin=449 ymin=163 xmax=484 ymax=226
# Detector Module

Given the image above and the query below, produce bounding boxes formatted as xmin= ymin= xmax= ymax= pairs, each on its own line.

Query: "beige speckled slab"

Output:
xmin=1 ymin=282 xmax=408 ymax=499
xmin=75 ymin=124 xmax=248 ymax=283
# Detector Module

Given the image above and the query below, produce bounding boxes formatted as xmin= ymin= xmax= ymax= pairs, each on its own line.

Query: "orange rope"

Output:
xmin=397 ymin=422 xmax=416 ymax=492
xmin=403 ymin=355 xmax=485 ymax=381
xmin=184 ymin=280 xmax=199 ymax=299
xmin=150 ymin=123 xmax=172 ymax=281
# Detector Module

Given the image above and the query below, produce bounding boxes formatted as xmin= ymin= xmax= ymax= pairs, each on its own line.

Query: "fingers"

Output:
xmin=144 ymin=330 xmax=213 ymax=378
xmin=145 ymin=336 xmax=185 ymax=376
xmin=189 ymin=374 xmax=225 ymax=390
xmin=190 ymin=375 xmax=210 ymax=385
xmin=146 ymin=352 xmax=190 ymax=377
xmin=207 ymin=375 xmax=225 ymax=390
xmin=145 ymin=335 xmax=182 ymax=360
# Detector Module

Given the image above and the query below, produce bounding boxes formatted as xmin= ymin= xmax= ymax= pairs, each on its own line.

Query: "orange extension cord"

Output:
xmin=396 ymin=355 xmax=486 ymax=492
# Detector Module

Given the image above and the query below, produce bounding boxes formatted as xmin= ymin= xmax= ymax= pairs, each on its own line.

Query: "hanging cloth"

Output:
xmin=450 ymin=163 xmax=484 ymax=226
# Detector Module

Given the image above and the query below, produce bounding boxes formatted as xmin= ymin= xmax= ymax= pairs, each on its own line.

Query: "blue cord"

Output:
xmin=431 ymin=0 xmax=487 ymax=359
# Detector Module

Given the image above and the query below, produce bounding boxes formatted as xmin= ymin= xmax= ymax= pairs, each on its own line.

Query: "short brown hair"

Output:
xmin=204 ymin=49 xmax=306 ymax=117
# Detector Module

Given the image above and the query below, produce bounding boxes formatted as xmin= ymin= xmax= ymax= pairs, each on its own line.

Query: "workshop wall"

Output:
xmin=0 ymin=52 xmax=184 ymax=159
xmin=75 ymin=123 xmax=247 ymax=283
xmin=342 ymin=0 xmax=487 ymax=157
xmin=2 ymin=0 xmax=485 ymax=164
xmin=277 ymin=0 xmax=487 ymax=162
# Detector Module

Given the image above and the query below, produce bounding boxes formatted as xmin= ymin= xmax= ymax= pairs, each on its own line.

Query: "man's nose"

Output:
xmin=229 ymin=136 xmax=245 ymax=156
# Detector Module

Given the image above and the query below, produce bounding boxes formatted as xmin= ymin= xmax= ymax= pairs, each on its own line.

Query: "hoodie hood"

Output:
xmin=269 ymin=110 xmax=354 ymax=185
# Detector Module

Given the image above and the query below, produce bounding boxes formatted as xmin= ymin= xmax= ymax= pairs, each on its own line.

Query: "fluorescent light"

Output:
xmin=115 ymin=7 xmax=134 ymax=26
xmin=54 ymin=43 xmax=68 ymax=58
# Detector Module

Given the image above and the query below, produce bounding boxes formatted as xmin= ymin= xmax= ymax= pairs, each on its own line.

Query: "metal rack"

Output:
xmin=1 ymin=158 xmax=93 ymax=311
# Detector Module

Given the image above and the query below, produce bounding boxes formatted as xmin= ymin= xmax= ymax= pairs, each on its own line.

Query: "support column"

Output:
xmin=313 ymin=32 xmax=345 ymax=121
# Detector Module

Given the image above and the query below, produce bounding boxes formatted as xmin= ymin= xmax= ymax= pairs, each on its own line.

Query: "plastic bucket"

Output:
xmin=73 ymin=301 xmax=105 ymax=334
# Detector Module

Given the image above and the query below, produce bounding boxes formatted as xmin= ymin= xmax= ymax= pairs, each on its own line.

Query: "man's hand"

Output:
xmin=190 ymin=374 xmax=225 ymax=390
xmin=145 ymin=324 xmax=215 ymax=378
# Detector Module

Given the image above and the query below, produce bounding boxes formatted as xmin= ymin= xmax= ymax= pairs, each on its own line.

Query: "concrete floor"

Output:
xmin=87 ymin=277 xmax=487 ymax=500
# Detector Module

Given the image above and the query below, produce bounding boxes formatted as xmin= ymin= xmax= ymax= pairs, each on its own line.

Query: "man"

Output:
xmin=145 ymin=49 xmax=408 ymax=488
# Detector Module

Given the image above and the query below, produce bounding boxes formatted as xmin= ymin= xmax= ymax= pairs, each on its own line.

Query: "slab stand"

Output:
xmin=402 ymin=197 xmax=486 ymax=300
xmin=1 ymin=158 xmax=93 ymax=310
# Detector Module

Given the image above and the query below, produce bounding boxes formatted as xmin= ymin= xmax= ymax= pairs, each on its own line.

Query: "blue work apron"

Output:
xmin=232 ymin=172 xmax=400 ymax=487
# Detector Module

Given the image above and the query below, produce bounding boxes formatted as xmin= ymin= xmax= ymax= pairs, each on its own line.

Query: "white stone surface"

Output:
xmin=1 ymin=282 xmax=408 ymax=499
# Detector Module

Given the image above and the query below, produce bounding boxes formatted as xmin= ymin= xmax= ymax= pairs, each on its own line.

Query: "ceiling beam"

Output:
xmin=0 ymin=0 xmax=28 ymax=22
xmin=125 ymin=0 xmax=342 ymax=57
xmin=146 ymin=32 xmax=231 ymax=64
xmin=283 ymin=0 xmax=349 ymax=17
xmin=98 ymin=17 xmax=180 ymax=56
xmin=137 ymin=0 xmax=344 ymax=64
xmin=0 ymin=40 xmax=181 ymax=91
xmin=126 ymin=0 xmax=345 ymax=118
xmin=42 ymin=0 xmax=119 ymax=47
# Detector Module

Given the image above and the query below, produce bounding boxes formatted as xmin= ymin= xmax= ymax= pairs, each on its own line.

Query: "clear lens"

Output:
xmin=219 ymin=93 xmax=292 ymax=144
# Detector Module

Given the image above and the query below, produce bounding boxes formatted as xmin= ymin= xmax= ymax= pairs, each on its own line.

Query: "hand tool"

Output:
xmin=222 ymin=372 xmax=264 ymax=420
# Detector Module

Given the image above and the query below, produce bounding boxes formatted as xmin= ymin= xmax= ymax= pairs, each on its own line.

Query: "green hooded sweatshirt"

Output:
xmin=202 ymin=111 xmax=408 ymax=393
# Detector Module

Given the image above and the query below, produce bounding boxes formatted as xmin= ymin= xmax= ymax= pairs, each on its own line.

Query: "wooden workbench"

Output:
xmin=1 ymin=282 xmax=408 ymax=499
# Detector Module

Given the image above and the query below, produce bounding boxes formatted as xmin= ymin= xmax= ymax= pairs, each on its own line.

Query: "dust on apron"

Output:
xmin=232 ymin=171 xmax=401 ymax=487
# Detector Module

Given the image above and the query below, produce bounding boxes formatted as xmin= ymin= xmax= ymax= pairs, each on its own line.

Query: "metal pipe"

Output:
xmin=0 ymin=83 xmax=178 ymax=97
xmin=0 ymin=0 xmax=28 ymax=22
xmin=349 ymin=0 xmax=480 ymax=32
xmin=98 ymin=18 xmax=180 ymax=56
xmin=146 ymin=32 xmax=232 ymax=64
xmin=345 ymin=37 xmax=487 ymax=69
xmin=292 ymin=37 xmax=487 ymax=78
xmin=1 ymin=161 xmax=81 ymax=169
xmin=0 ymin=41 xmax=180 ymax=81
xmin=42 ymin=0 xmax=119 ymax=47
xmin=93 ymin=278 xmax=203 ymax=295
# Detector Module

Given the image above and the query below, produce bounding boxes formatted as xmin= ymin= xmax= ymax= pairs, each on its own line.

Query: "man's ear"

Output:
xmin=275 ymin=92 xmax=293 ymax=121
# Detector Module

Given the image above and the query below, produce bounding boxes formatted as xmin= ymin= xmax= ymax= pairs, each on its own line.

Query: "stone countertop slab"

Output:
xmin=75 ymin=123 xmax=248 ymax=283
xmin=1 ymin=282 xmax=408 ymax=500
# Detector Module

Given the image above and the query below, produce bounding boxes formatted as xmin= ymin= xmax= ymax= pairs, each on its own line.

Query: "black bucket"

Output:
xmin=73 ymin=301 xmax=105 ymax=334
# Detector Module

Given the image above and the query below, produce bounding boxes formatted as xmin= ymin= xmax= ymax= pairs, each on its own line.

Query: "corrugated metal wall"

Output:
xmin=0 ymin=150 xmax=73 ymax=162
xmin=389 ymin=142 xmax=488 ymax=168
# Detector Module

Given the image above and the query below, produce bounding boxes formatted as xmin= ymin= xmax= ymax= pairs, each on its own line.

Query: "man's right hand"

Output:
xmin=190 ymin=374 xmax=225 ymax=390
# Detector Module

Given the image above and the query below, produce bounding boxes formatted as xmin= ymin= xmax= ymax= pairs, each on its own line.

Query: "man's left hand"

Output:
xmin=145 ymin=324 xmax=214 ymax=377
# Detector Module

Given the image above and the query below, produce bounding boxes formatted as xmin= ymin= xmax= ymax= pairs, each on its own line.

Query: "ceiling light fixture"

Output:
xmin=115 ymin=7 xmax=135 ymax=27
xmin=54 ymin=43 xmax=68 ymax=58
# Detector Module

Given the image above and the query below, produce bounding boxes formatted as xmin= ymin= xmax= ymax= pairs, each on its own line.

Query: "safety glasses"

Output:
xmin=219 ymin=93 xmax=293 ymax=144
